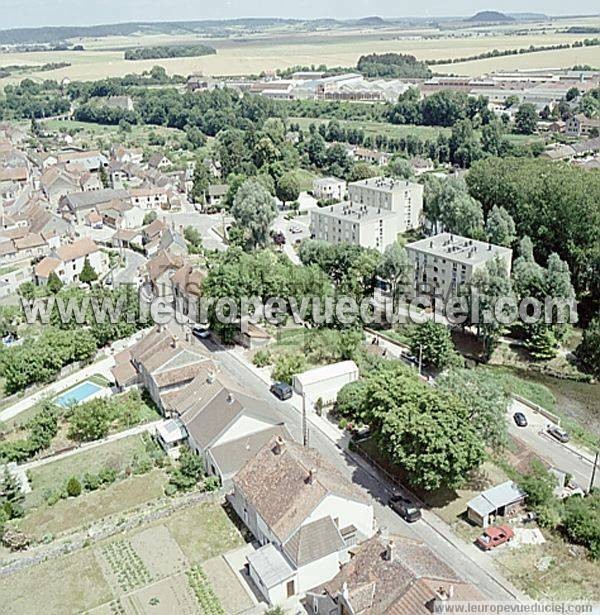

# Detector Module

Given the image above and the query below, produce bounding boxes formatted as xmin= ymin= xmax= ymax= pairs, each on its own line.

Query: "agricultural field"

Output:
xmin=1 ymin=20 xmax=599 ymax=85
xmin=0 ymin=500 xmax=247 ymax=615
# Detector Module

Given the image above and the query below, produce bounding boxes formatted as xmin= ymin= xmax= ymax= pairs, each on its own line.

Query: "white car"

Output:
xmin=192 ymin=325 xmax=211 ymax=339
xmin=289 ymin=226 xmax=303 ymax=234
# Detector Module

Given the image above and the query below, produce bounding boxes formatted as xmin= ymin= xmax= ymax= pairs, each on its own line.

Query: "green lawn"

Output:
xmin=25 ymin=434 xmax=153 ymax=509
xmin=165 ymin=501 xmax=248 ymax=562
xmin=0 ymin=548 xmax=113 ymax=615
xmin=20 ymin=470 xmax=168 ymax=539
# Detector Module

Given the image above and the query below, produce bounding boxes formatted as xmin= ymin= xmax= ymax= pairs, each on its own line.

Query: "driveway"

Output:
xmin=113 ymin=248 xmax=147 ymax=286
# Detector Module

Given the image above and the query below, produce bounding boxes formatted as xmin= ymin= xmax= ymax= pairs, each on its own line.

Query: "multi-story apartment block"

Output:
xmin=310 ymin=177 xmax=423 ymax=252
xmin=405 ymin=233 xmax=512 ymax=299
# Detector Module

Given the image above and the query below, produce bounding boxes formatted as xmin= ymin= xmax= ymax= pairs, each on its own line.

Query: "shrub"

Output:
xmin=252 ymin=349 xmax=272 ymax=368
xmin=203 ymin=476 xmax=220 ymax=492
xmin=82 ymin=472 xmax=101 ymax=491
xmin=98 ymin=467 xmax=117 ymax=484
xmin=66 ymin=477 xmax=82 ymax=498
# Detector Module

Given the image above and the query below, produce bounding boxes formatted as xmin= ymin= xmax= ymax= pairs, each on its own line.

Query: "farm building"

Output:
xmin=293 ymin=360 xmax=359 ymax=406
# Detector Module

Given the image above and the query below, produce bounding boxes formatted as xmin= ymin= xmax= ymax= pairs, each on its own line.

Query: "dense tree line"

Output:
xmin=357 ymin=53 xmax=432 ymax=79
xmin=124 ymin=45 xmax=216 ymax=60
xmin=466 ymin=158 xmax=600 ymax=319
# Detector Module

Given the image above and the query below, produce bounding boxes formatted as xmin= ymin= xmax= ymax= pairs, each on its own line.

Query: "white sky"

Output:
xmin=0 ymin=1 xmax=598 ymax=29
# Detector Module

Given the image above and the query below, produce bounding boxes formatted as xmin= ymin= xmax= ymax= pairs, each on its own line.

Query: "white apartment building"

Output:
xmin=310 ymin=177 xmax=423 ymax=252
xmin=405 ymin=232 xmax=512 ymax=299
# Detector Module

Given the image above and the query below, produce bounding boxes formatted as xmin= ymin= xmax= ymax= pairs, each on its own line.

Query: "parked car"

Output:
xmin=547 ymin=425 xmax=570 ymax=443
xmin=513 ymin=412 xmax=528 ymax=427
xmin=476 ymin=525 xmax=514 ymax=550
xmin=351 ymin=425 xmax=371 ymax=442
xmin=389 ymin=495 xmax=422 ymax=523
xmin=191 ymin=325 xmax=211 ymax=339
xmin=289 ymin=225 xmax=303 ymax=234
xmin=270 ymin=382 xmax=293 ymax=401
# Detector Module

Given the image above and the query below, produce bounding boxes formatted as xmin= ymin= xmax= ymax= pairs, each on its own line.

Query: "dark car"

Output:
xmin=270 ymin=382 xmax=293 ymax=401
xmin=547 ymin=425 xmax=570 ymax=443
xmin=389 ymin=495 xmax=422 ymax=522
xmin=513 ymin=412 xmax=528 ymax=427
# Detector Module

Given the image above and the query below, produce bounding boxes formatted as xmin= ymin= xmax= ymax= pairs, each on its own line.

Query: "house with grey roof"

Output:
xmin=229 ymin=435 xmax=375 ymax=605
xmin=59 ymin=188 xmax=131 ymax=224
xmin=166 ymin=372 xmax=290 ymax=487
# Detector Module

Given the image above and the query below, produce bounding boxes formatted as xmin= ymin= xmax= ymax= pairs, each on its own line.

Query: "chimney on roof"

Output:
xmin=273 ymin=435 xmax=285 ymax=455
xmin=207 ymin=370 xmax=215 ymax=384
xmin=171 ymin=335 xmax=178 ymax=348
xmin=342 ymin=582 xmax=349 ymax=601
xmin=226 ymin=392 xmax=235 ymax=404
xmin=385 ymin=539 xmax=396 ymax=561
xmin=307 ymin=468 xmax=317 ymax=484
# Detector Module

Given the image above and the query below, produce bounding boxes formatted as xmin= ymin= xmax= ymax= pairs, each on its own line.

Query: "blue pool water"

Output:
xmin=55 ymin=381 xmax=104 ymax=407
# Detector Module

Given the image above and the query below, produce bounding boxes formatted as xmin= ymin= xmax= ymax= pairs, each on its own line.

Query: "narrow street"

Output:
xmin=166 ymin=318 xmax=526 ymax=601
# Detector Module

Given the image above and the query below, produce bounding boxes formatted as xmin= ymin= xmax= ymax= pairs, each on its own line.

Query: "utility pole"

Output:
xmin=589 ymin=450 xmax=599 ymax=493
xmin=302 ymin=391 xmax=309 ymax=448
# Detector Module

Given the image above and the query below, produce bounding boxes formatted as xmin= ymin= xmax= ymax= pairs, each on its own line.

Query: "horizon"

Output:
xmin=0 ymin=3 xmax=599 ymax=31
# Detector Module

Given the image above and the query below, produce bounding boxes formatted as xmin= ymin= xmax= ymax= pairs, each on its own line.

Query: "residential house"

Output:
xmin=565 ymin=114 xmax=600 ymax=137
xmin=145 ymin=250 xmax=185 ymax=300
xmin=230 ymin=435 xmax=375 ymax=604
xmin=306 ymin=534 xmax=486 ymax=614
xmin=166 ymin=373 xmax=291 ymax=486
xmin=205 ymin=184 xmax=228 ymax=209
xmin=130 ymin=186 xmax=169 ymax=210
xmin=352 ymin=147 xmax=391 ymax=166
xmin=34 ymin=237 xmax=108 ymax=285
xmin=171 ymin=263 xmax=206 ymax=318
xmin=147 ymin=153 xmax=171 ymax=170
xmin=40 ymin=167 xmax=81 ymax=205
xmin=111 ymin=327 xmax=215 ymax=412
xmin=59 ymin=188 xmax=131 ymax=224
xmin=56 ymin=150 xmax=108 ymax=172
xmin=312 ymin=177 xmax=346 ymax=202
xmin=158 ymin=228 xmax=188 ymax=257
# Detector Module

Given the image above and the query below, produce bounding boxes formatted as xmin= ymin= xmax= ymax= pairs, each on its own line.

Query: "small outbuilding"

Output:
xmin=293 ymin=360 xmax=359 ymax=406
xmin=467 ymin=481 xmax=526 ymax=528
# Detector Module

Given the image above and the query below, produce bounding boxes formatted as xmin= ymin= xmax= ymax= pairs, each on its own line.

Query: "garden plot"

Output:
xmin=129 ymin=525 xmax=189 ymax=579
xmin=121 ymin=573 xmax=200 ymax=615
xmin=97 ymin=539 xmax=153 ymax=595
xmin=186 ymin=564 xmax=226 ymax=615
xmin=202 ymin=555 xmax=255 ymax=615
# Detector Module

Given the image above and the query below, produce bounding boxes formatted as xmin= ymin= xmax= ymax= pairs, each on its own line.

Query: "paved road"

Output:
xmin=508 ymin=399 xmax=599 ymax=491
xmin=113 ymin=248 xmax=147 ymax=286
xmin=166 ymin=318 xmax=524 ymax=601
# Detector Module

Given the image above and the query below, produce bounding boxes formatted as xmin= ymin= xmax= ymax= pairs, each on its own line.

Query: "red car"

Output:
xmin=476 ymin=525 xmax=514 ymax=550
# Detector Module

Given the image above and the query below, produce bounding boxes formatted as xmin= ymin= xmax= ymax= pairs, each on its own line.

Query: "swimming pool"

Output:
xmin=55 ymin=381 xmax=105 ymax=407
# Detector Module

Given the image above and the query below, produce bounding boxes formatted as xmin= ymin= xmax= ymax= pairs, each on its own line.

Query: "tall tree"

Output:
xmin=377 ymin=242 xmax=410 ymax=312
xmin=231 ymin=180 xmax=278 ymax=251
xmin=485 ymin=205 xmax=516 ymax=247
xmin=409 ymin=321 xmax=460 ymax=371
xmin=514 ymin=103 xmax=539 ymax=135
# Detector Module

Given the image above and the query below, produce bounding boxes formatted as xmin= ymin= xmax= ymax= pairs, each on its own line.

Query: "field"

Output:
xmin=1 ymin=19 xmax=600 ymax=85
xmin=20 ymin=470 xmax=167 ymax=539
xmin=24 ymin=434 xmax=153 ymax=509
xmin=0 ymin=500 xmax=246 ymax=615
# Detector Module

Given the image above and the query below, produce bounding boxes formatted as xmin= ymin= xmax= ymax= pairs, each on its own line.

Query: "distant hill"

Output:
xmin=465 ymin=11 xmax=516 ymax=23
xmin=355 ymin=16 xmax=387 ymax=26
xmin=507 ymin=13 xmax=548 ymax=21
